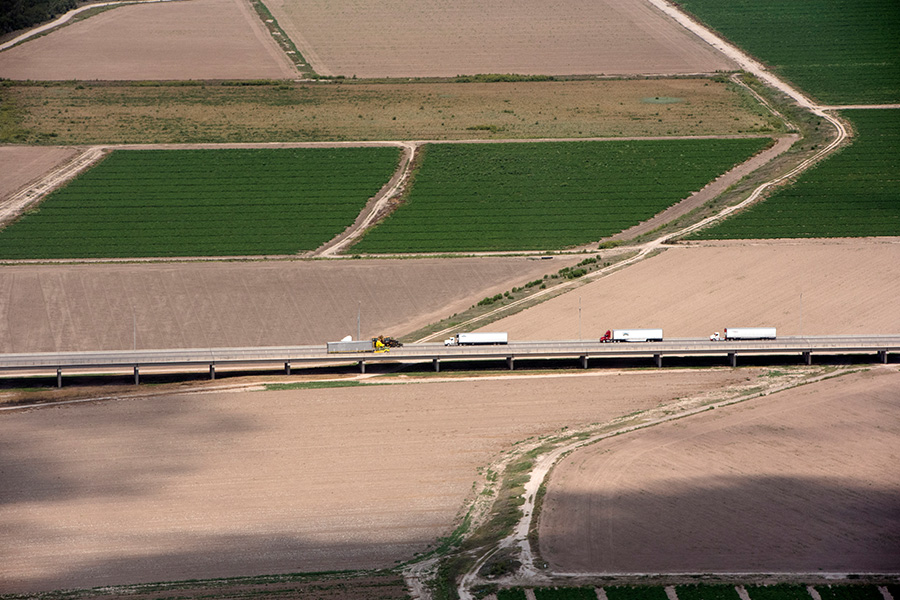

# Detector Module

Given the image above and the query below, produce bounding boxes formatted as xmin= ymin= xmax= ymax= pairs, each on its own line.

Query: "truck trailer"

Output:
xmin=444 ymin=332 xmax=508 ymax=346
xmin=326 ymin=335 xmax=403 ymax=353
xmin=723 ymin=327 xmax=777 ymax=340
xmin=600 ymin=329 xmax=664 ymax=342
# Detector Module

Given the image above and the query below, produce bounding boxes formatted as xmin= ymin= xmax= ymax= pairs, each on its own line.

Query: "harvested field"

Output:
xmin=0 ymin=368 xmax=751 ymax=592
xmin=0 ymin=256 xmax=582 ymax=353
xmin=539 ymin=367 xmax=900 ymax=573
xmin=263 ymin=0 xmax=735 ymax=78
xmin=0 ymin=145 xmax=76 ymax=201
xmin=487 ymin=239 xmax=900 ymax=339
xmin=1 ymin=78 xmax=780 ymax=145
xmin=0 ymin=0 xmax=297 ymax=81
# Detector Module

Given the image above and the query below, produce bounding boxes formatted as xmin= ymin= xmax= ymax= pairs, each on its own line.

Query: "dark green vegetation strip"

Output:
xmin=352 ymin=139 xmax=771 ymax=253
xmin=745 ymin=584 xmax=812 ymax=600
xmin=691 ymin=110 xmax=900 ymax=239
xmin=1 ymin=0 xmax=75 ymax=34
xmin=534 ymin=587 xmax=600 ymax=600
xmin=815 ymin=585 xmax=885 ymax=600
xmin=0 ymin=147 xmax=399 ymax=258
xmin=678 ymin=0 xmax=900 ymax=104
xmin=605 ymin=586 xmax=670 ymax=600
xmin=676 ymin=584 xmax=743 ymax=600
xmin=265 ymin=380 xmax=364 ymax=391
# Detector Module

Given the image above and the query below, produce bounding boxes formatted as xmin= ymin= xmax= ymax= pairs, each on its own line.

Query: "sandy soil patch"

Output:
xmin=487 ymin=239 xmax=900 ymax=339
xmin=264 ymin=0 xmax=735 ymax=78
xmin=0 ymin=369 xmax=750 ymax=592
xmin=0 ymin=146 xmax=77 ymax=202
xmin=0 ymin=0 xmax=296 ymax=80
xmin=539 ymin=367 xmax=900 ymax=573
xmin=0 ymin=256 xmax=581 ymax=353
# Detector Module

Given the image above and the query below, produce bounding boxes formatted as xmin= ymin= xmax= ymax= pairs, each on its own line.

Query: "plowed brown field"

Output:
xmin=0 ymin=256 xmax=580 ymax=353
xmin=0 ymin=146 xmax=77 ymax=201
xmin=0 ymin=0 xmax=296 ymax=80
xmin=539 ymin=367 xmax=900 ymax=573
xmin=0 ymin=369 xmax=750 ymax=592
xmin=263 ymin=0 xmax=735 ymax=78
xmin=488 ymin=239 xmax=900 ymax=339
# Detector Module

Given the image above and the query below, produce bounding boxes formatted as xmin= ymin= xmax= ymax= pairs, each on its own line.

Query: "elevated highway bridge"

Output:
xmin=1 ymin=335 xmax=898 ymax=387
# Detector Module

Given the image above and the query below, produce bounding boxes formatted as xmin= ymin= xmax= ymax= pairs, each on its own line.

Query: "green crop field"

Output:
xmin=690 ymin=109 xmax=900 ymax=239
xmin=745 ymin=584 xmax=814 ymax=600
xmin=534 ymin=587 xmax=600 ymax=600
xmin=0 ymin=147 xmax=399 ymax=258
xmin=351 ymin=139 xmax=771 ymax=253
xmin=676 ymin=584 xmax=742 ymax=600
xmin=678 ymin=0 xmax=900 ymax=104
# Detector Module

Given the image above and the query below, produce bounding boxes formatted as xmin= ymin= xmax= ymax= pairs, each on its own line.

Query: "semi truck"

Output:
xmin=326 ymin=335 xmax=403 ymax=353
xmin=723 ymin=327 xmax=777 ymax=340
xmin=444 ymin=332 xmax=508 ymax=346
xmin=600 ymin=329 xmax=663 ymax=342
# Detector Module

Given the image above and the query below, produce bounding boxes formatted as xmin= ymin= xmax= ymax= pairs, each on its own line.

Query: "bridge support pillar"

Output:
xmin=580 ymin=355 xmax=588 ymax=369
xmin=209 ymin=364 xmax=216 ymax=380
xmin=654 ymin=353 xmax=662 ymax=368
xmin=57 ymin=367 xmax=62 ymax=388
xmin=728 ymin=352 xmax=737 ymax=368
xmin=803 ymin=351 xmax=812 ymax=365
xmin=507 ymin=356 xmax=515 ymax=371
xmin=284 ymin=362 xmax=291 ymax=375
xmin=134 ymin=365 xmax=140 ymax=385
xmin=879 ymin=350 xmax=888 ymax=364
xmin=359 ymin=360 xmax=366 ymax=374
xmin=433 ymin=358 xmax=440 ymax=372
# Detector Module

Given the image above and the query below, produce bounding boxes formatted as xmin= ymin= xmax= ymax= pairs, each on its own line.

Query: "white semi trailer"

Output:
xmin=600 ymin=329 xmax=664 ymax=342
xmin=724 ymin=327 xmax=777 ymax=340
xmin=444 ymin=332 xmax=508 ymax=346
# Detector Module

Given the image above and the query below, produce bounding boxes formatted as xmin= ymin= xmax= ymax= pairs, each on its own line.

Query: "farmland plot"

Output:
xmin=539 ymin=368 xmax=900 ymax=573
xmin=262 ymin=0 xmax=735 ymax=78
xmin=351 ymin=138 xmax=771 ymax=253
xmin=678 ymin=0 xmax=900 ymax=104
xmin=691 ymin=110 xmax=900 ymax=239
xmin=0 ymin=147 xmax=400 ymax=258
xmin=0 ymin=0 xmax=297 ymax=81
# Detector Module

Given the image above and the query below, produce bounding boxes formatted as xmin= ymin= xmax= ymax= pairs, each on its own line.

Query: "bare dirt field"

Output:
xmin=0 ymin=0 xmax=297 ymax=81
xmin=488 ymin=239 xmax=900 ymax=339
xmin=0 ymin=368 xmax=751 ymax=592
xmin=264 ymin=0 xmax=735 ymax=78
xmin=3 ymin=78 xmax=777 ymax=145
xmin=0 ymin=256 xmax=582 ymax=353
xmin=539 ymin=367 xmax=900 ymax=573
xmin=0 ymin=146 xmax=77 ymax=201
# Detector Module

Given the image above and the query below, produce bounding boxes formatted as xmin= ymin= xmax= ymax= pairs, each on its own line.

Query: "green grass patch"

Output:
xmin=676 ymin=584 xmax=742 ymax=600
xmin=814 ymin=585 xmax=884 ymax=600
xmin=352 ymin=139 xmax=770 ymax=252
xmin=745 ymin=584 xmax=812 ymax=600
xmin=690 ymin=109 xmax=900 ymax=239
xmin=678 ymin=0 xmax=900 ymax=104
xmin=605 ymin=586 xmax=669 ymax=600
xmin=0 ymin=147 xmax=399 ymax=258
xmin=497 ymin=589 xmax=529 ymax=600
xmin=264 ymin=380 xmax=364 ymax=391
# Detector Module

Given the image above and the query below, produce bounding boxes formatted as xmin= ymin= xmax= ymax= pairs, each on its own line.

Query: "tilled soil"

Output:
xmin=539 ymin=367 xmax=900 ymax=573
xmin=0 ymin=368 xmax=750 ymax=593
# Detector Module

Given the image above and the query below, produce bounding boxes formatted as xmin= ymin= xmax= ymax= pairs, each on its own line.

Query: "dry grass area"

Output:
xmin=0 ymin=145 xmax=76 ymax=201
xmin=0 ymin=0 xmax=296 ymax=81
xmin=0 ymin=256 xmax=583 ymax=353
xmin=2 ymin=78 xmax=779 ymax=144
xmin=264 ymin=0 xmax=735 ymax=78
xmin=539 ymin=367 xmax=900 ymax=573
xmin=0 ymin=368 xmax=750 ymax=593
xmin=488 ymin=239 xmax=900 ymax=339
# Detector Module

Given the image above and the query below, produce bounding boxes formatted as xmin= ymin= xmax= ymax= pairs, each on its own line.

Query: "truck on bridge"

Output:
xmin=327 ymin=335 xmax=403 ymax=353
xmin=600 ymin=329 xmax=664 ymax=342
xmin=723 ymin=327 xmax=777 ymax=340
xmin=444 ymin=332 xmax=508 ymax=346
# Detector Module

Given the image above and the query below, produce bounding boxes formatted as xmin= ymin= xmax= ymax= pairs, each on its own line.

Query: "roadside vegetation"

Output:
xmin=351 ymin=138 xmax=772 ymax=252
xmin=690 ymin=109 xmax=900 ymax=239
xmin=0 ymin=147 xmax=400 ymax=258
xmin=0 ymin=0 xmax=77 ymax=35
xmin=678 ymin=0 xmax=900 ymax=104
xmin=0 ymin=77 xmax=781 ymax=145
